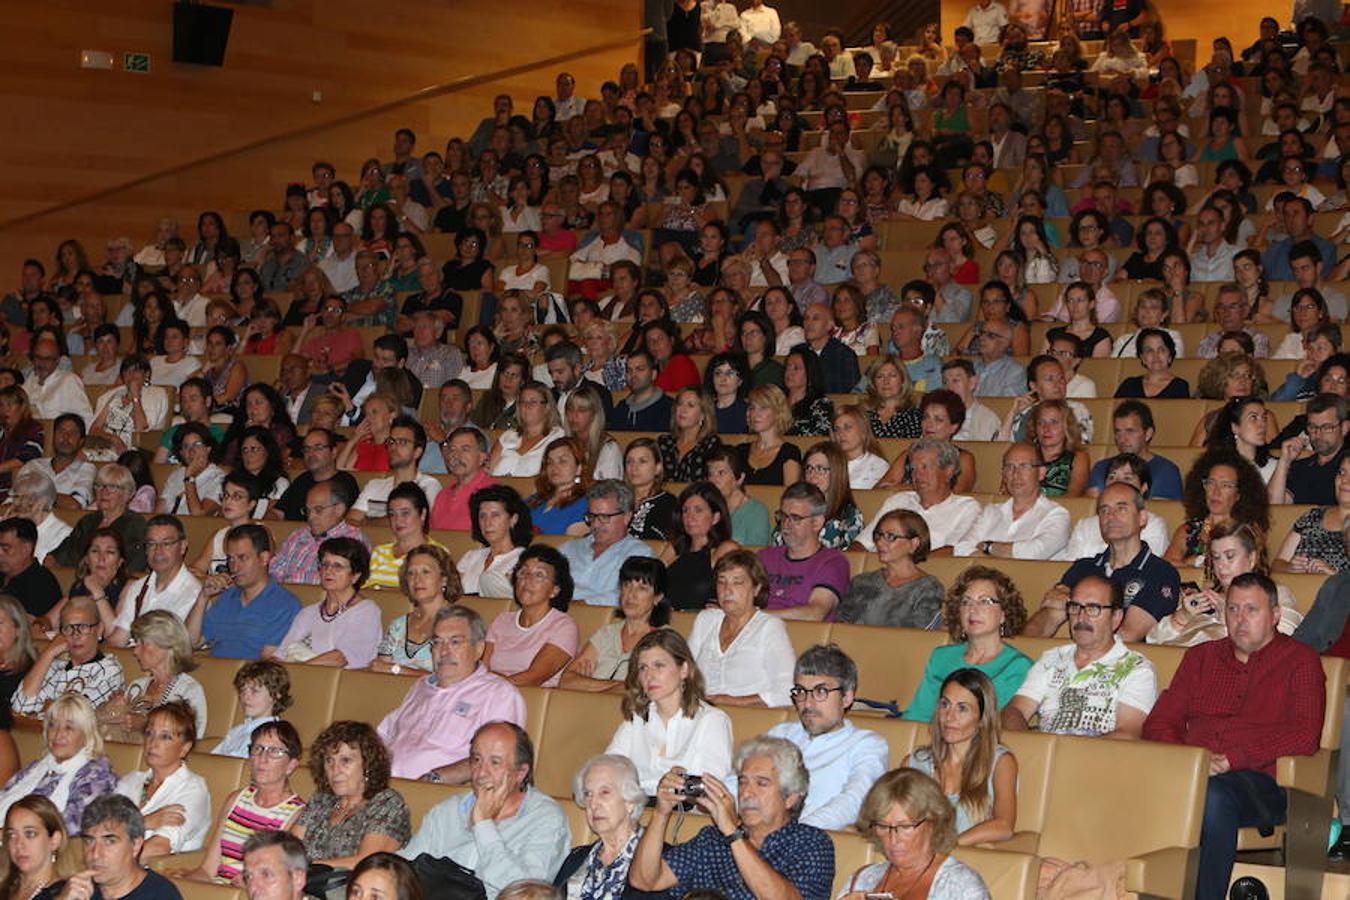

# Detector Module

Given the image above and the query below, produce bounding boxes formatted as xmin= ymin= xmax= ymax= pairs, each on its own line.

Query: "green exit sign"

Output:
xmin=123 ymin=52 xmax=151 ymax=73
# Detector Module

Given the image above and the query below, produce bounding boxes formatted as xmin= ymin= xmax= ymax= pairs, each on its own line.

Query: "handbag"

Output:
xmin=408 ymin=852 xmax=487 ymax=900
xmin=304 ymin=863 xmax=351 ymax=900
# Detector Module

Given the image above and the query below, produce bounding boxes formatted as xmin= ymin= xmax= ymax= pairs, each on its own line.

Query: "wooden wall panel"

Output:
xmin=0 ymin=0 xmax=641 ymax=274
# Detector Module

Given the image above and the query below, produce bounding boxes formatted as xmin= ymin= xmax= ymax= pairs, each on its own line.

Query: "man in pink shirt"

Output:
xmin=377 ymin=605 xmax=526 ymax=783
xmin=429 ymin=428 xmax=498 ymax=530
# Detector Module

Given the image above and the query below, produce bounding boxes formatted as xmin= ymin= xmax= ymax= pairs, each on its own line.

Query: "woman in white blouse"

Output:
xmin=604 ymin=629 xmax=733 ymax=794
xmin=457 ymin=485 xmax=533 ymax=598
xmin=565 ymin=384 xmax=624 ymax=480
xmin=832 ymin=405 xmax=889 ymax=489
xmin=489 ymin=381 xmax=566 ymax=477
xmin=90 ymin=355 xmax=169 ymax=454
xmin=158 ymin=423 xmax=225 ymax=516
xmin=97 ymin=611 xmax=208 ymax=742
xmin=496 ymin=230 xmax=551 ymax=294
xmin=687 ymin=550 xmax=795 ymax=708
xmin=115 ymin=700 xmax=212 ymax=859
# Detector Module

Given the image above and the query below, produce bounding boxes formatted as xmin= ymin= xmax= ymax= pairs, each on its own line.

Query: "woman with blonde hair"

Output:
xmin=656 ymin=387 xmax=720 ymax=483
xmin=1028 ymin=400 xmax=1089 ymax=497
xmin=736 ymin=385 xmax=802 ymax=486
xmin=564 ymin=383 xmax=623 ymax=480
xmin=0 ymin=596 xmax=32 ymax=784
xmin=490 ymin=381 xmax=566 ymax=477
xmin=843 ymin=769 xmax=991 ymax=898
xmin=0 ymin=693 xmax=118 ymax=832
xmin=831 ymin=405 xmax=889 ymax=489
xmin=527 ymin=437 xmax=593 ymax=536
xmin=604 ymin=628 xmax=733 ymax=793
xmin=861 ymin=356 xmax=922 ymax=439
xmin=371 ymin=544 xmax=461 ymax=674
xmin=904 ymin=668 xmax=1017 ymax=846
xmin=97 ymin=610 xmax=207 ymax=742
xmin=0 ymin=796 xmax=82 ymax=899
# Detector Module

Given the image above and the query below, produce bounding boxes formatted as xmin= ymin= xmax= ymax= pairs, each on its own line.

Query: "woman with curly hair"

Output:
xmin=1164 ymin=447 xmax=1270 ymax=568
xmin=1189 ymin=353 xmax=1273 ymax=445
xmin=289 ymin=721 xmax=411 ymax=868
xmin=902 ymin=565 xmax=1032 ymax=722
xmin=1204 ymin=397 xmax=1278 ymax=482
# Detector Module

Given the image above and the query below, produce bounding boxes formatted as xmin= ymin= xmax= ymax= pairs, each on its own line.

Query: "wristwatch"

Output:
xmin=721 ymin=826 xmax=748 ymax=846
xmin=980 ymin=541 xmax=993 ymax=556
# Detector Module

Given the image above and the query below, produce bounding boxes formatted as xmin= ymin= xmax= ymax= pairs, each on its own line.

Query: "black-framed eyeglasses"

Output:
xmin=583 ymin=510 xmax=625 ymax=525
xmin=1065 ymin=601 xmax=1118 ymax=618
xmin=789 ymin=684 xmax=845 ymax=703
xmin=59 ymin=623 xmax=98 ymax=636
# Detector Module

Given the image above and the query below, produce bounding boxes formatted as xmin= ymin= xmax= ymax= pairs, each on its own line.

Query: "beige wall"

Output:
xmin=937 ymin=0 xmax=1265 ymax=56
xmin=0 ymin=0 xmax=641 ymax=274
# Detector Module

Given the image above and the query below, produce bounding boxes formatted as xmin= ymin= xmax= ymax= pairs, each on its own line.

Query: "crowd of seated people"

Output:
xmin=0 ymin=4 xmax=1346 ymax=899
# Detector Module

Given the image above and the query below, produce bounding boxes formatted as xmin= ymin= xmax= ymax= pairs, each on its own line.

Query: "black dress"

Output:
xmin=629 ymin=491 xmax=678 ymax=540
xmin=667 ymin=545 xmax=715 ymax=610
xmin=1114 ymin=375 xmax=1191 ymax=399
xmin=736 ymin=442 xmax=802 ymax=485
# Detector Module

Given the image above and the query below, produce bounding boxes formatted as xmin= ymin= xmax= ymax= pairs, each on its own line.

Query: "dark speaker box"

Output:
xmin=172 ymin=3 xmax=234 ymax=66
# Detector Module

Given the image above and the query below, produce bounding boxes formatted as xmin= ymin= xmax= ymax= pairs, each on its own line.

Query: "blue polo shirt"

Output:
xmin=1087 ymin=453 xmax=1184 ymax=500
xmin=1061 ymin=544 xmax=1181 ymax=623
xmin=202 ymin=579 xmax=302 ymax=659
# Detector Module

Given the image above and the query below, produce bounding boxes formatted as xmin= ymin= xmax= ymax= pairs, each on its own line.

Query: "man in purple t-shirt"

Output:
xmin=757 ymin=483 xmax=851 ymax=621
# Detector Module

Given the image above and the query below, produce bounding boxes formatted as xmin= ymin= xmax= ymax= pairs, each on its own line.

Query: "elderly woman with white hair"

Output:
xmin=5 ymin=468 xmax=72 ymax=562
xmin=96 ymin=610 xmax=208 ymax=743
xmin=0 ymin=693 xmax=118 ymax=833
xmin=552 ymin=754 xmax=647 ymax=900
xmin=48 ymin=462 xmax=149 ymax=574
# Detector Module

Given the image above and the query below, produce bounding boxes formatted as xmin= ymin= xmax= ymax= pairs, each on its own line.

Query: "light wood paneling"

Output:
xmin=0 ymin=0 xmax=641 ymax=274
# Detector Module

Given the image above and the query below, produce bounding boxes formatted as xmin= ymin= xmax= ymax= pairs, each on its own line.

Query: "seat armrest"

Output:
xmin=146 ymin=850 xmax=207 ymax=875
xmin=1276 ymin=750 xmax=1331 ymax=797
xmin=992 ymin=831 xmax=1041 ymax=854
xmin=1125 ymin=847 xmax=1194 ymax=897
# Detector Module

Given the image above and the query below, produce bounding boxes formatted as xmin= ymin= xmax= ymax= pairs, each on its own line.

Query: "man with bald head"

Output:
xmin=954 ymin=443 xmax=1071 ymax=560
xmin=1004 ymin=575 xmax=1158 ymax=739
xmin=801 ymin=302 xmax=860 ymax=393
xmin=1028 ymin=482 xmax=1181 ymax=641
xmin=23 ymin=333 xmax=93 ymax=424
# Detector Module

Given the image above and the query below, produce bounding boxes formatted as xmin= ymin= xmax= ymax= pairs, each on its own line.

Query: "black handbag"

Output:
xmin=304 ymin=863 xmax=351 ymax=900
xmin=408 ymin=852 xmax=487 ymax=900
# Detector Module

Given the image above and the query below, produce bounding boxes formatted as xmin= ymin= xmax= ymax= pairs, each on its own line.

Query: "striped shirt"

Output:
xmin=216 ymin=785 xmax=306 ymax=879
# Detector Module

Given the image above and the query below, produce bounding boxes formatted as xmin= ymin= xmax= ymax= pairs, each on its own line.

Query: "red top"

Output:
xmin=653 ymin=354 xmax=701 ymax=394
xmin=429 ymin=469 xmax=498 ymax=530
xmin=1142 ymin=634 xmax=1325 ymax=776
xmin=352 ymin=438 xmax=389 ymax=472
xmin=1327 ymin=617 xmax=1350 ymax=659
xmin=951 ymin=258 xmax=980 ymax=286
xmin=301 ymin=327 xmax=364 ymax=372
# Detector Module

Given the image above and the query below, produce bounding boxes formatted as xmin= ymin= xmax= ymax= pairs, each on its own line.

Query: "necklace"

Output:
xmin=319 ymin=592 xmax=358 ymax=622
xmin=21 ymin=878 xmax=48 ymax=900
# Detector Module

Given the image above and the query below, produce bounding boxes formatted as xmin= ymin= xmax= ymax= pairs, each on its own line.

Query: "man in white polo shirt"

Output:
xmin=107 ymin=515 xmax=202 ymax=648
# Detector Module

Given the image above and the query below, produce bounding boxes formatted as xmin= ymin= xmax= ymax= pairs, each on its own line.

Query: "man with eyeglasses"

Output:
xmin=757 ymin=483 xmax=849 ymax=621
xmin=348 ymin=416 xmax=442 ymax=526
xmin=558 ymin=480 xmax=655 ymax=605
xmin=1270 ymin=240 xmax=1347 ymax=321
xmin=0 ymin=516 xmax=62 ymax=618
xmin=187 ymin=524 xmax=300 ymax=660
xmin=420 ymin=381 xmax=481 ymax=475
xmin=317 ymin=223 xmax=359 ymax=293
xmin=378 ymin=606 xmax=525 ymax=784
xmin=270 ymin=428 xmax=359 ymax=522
xmin=1195 ymin=285 xmax=1271 ymax=359
xmin=780 ymin=248 xmax=826 ymax=313
xmin=970 ymin=321 xmax=1024 ymax=398
xmin=22 ymin=333 xmax=93 ymax=425
xmin=921 ymin=249 xmax=972 ymax=324
xmin=269 ymin=480 xmax=366 ymax=586
xmin=1269 ymin=393 xmax=1347 ymax=506
xmin=1048 ymin=250 xmax=1121 ymax=322
xmin=13 ymin=596 xmax=124 ymax=716
xmin=753 ymin=645 xmax=888 ymax=830
xmin=1028 ymin=482 xmax=1181 ymax=641
xmin=1145 ymin=572 xmax=1325 ymax=900
xmin=953 ymin=443 xmax=1071 ymax=560
xmin=105 ymin=514 xmax=201 ymax=648
xmin=1003 ymin=575 xmax=1157 ymax=739
xmin=630 ymin=735 xmax=833 ymax=899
